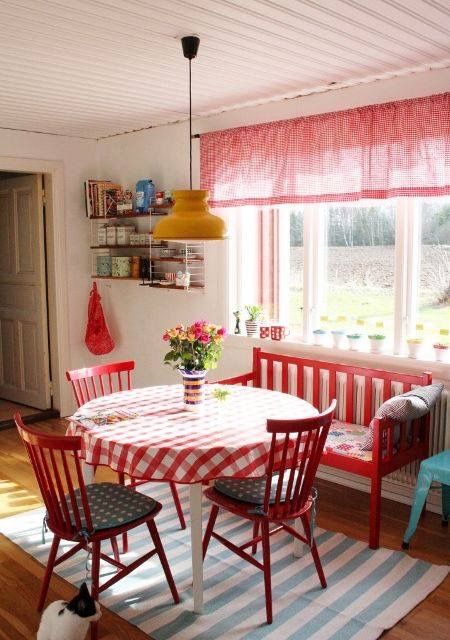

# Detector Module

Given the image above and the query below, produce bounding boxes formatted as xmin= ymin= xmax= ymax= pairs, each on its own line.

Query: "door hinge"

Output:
xmin=49 ymin=381 xmax=54 ymax=396
xmin=42 ymin=189 xmax=47 ymax=206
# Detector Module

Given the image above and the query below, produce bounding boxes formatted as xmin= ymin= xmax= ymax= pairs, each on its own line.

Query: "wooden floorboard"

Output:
xmin=0 ymin=418 xmax=448 ymax=639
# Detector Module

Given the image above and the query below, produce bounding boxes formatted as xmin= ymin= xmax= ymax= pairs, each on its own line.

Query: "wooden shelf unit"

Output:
xmin=91 ymin=276 xmax=204 ymax=290
xmin=89 ymin=195 xmax=205 ymax=289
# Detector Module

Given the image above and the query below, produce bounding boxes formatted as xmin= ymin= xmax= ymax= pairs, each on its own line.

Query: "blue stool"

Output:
xmin=402 ymin=449 xmax=450 ymax=549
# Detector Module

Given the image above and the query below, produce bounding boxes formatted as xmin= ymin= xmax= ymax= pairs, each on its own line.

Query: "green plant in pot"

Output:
xmin=368 ymin=333 xmax=386 ymax=354
xmin=245 ymin=305 xmax=264 ymax=337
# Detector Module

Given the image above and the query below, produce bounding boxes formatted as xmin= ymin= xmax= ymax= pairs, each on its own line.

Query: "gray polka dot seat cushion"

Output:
xmin=215 ymin=471 xmax=300 ymax=505
xmin=65 ymin=482 xmax=157 ymax=532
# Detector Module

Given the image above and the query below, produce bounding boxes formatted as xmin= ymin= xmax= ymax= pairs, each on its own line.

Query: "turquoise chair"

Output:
xmin=402 ymin=449 xmax=450 ymax=549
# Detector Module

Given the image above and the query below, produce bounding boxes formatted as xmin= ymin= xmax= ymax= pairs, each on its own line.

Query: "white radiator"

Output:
xmin=388 ymin=389 xmax=449 ymax=487
xmin=259 ymin=360 xmax=449 ymax=509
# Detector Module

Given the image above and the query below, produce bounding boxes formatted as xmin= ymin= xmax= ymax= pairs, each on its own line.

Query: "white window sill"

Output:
xmin=226 ymin=334 xmax=450 ymax=383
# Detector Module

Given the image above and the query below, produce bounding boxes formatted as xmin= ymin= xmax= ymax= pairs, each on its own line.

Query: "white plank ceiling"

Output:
xmin=0 ymin=0 xmax=449 ymax=139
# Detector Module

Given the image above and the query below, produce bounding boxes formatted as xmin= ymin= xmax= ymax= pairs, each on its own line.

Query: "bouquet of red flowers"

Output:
xmin=163 ymin=320 xmax=227 ymax=371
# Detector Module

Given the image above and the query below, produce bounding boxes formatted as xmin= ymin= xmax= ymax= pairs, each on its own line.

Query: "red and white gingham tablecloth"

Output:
xmin=67 ymin=384 xmax=317 ymax=484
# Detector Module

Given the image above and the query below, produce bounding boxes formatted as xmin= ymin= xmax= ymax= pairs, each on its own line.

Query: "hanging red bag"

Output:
xmin=85 ymin=282 xmax=115 ymax=355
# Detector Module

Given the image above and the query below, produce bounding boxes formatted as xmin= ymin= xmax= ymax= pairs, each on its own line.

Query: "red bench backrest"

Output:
xmin=251 ymin=348 xmax=432 ymax=426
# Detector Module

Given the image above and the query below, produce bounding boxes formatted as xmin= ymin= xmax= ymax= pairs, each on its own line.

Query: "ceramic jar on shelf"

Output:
xmin=117 ymin=225 xmax=135 ymax=245
xmin=96 ymin=255 xmax=112 ymax=277
xmin=112 ymin=256 xmax=131 ymax=278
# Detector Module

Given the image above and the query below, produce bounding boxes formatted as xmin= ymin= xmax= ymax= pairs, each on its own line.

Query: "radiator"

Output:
xmin=260 ymin=360 xmax=449 ymax=499
xmin=388 ymin=389 xmax=449 ymax=486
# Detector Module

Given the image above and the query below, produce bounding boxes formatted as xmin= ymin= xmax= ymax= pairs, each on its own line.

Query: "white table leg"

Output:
xmin=190 ymin=482 xmax=203 ymax=614
xmin=293 ymin=518 xmax=304 ymax=557
xmin=82 ymin=462 xmax=95 ymax=485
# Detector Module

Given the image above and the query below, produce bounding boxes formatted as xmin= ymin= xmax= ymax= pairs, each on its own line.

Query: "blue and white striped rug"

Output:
xmin=1 ymin=482 xmax=448 ymax=640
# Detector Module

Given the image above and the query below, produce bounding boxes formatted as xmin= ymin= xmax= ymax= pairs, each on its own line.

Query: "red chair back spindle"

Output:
xmin=15 ymin=415 xmax=93 ymax=538
xmin=262 ymin=400 xmax=336 ymax=520
xmin=66 ymin=361 xmax=135 ymax=408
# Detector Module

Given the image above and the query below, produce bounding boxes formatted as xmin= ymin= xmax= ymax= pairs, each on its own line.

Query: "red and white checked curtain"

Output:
xmin=200 ymin=93 xmax=450 ymax=207
xmin=258 ymin=208 xmax=280 ymax=319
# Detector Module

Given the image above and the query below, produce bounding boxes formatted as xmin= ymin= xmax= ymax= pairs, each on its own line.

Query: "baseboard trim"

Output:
xmin=317 ymin=464 xmax=441 ymax=515
xmin=0 ymin=409 xmax=60 ymax=431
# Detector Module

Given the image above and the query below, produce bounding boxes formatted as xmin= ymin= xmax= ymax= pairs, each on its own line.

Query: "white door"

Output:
xmin=0 ymin=174 xmax=51 ymax=409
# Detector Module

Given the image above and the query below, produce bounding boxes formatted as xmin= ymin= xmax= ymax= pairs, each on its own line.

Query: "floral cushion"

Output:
xmin=65 ymin=482 xmax=157 ymax=532
xmin=324 ymin=420 xmax=373 ymax=462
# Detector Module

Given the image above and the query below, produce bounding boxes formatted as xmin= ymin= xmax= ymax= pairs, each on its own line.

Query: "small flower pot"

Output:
xmin=331 ymin=330 xmax=346 ymax=349
xmin=347 ymin=334 xmax=363 ymax=351
xmin=368 ymin=335 xmax=386 ymax=354
xmin=433 ymin=344 xmax=449 ymax=362
xmin=245 ymin=320 xmax=260 ymax=337
xmin=312 ymin=329 xmax=327 ymax=346
xmin=406 ymin=339 xmax=424 ymax=359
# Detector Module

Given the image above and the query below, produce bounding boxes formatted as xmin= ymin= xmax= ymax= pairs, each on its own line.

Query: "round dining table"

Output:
xmin=67 ymin=383 xmax=317 ymax=613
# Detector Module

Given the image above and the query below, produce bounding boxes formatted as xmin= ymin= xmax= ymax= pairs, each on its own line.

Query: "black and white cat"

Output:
xmin=37 ymin=582 xmax=101 ymax=640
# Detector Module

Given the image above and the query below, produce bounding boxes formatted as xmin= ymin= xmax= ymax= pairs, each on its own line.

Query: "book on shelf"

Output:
xmin=84 ymin=180 xmax=121 ymax=217
xmin=104 ymin=187 xmax=121 ymax=216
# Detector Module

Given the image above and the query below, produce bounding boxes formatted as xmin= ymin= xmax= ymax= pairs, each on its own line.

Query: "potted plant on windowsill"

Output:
xmin=331 ymin=329 xmax=346 ymax=349
xmin=368 ymin=333 xmax=386 ymax=354
xmin=312 ymin=328 xmax=328 ymax=346
xmin=244 ymin=305 xmax=263 ymax=337
xmin=347 ymin=333 xmax=363 ymax=351
xmin=433 ymin=342 xmax=449 ymax=362
xmin=406 ymin=337 xmax=424 ymax=359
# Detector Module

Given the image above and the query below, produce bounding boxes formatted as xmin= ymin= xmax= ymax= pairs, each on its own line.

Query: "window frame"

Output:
xmin=228 ymin=196 xmax=449 ymax=361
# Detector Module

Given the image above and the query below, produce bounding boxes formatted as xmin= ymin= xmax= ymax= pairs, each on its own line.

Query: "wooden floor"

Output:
xmin=0 ymin=418 xmax=448 ymax=640
xmin=0 ymin=398 xmax=38 ymax=421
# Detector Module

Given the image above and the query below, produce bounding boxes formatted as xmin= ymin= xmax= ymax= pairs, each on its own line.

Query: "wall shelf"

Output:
xmin=91 ymin=276 xmax=204 ymax=290
xmin=90 ymin=244 xmax=150 ymax=249
xmin=88 ymin=193 xmax=205 ymax=288
xmin=92 ymin=275 xmax=139 ymax=280
xmin=150 ymin=256 xmax=204 ymax=263
xmin=89 ymin=206 xmax=170 ymax=220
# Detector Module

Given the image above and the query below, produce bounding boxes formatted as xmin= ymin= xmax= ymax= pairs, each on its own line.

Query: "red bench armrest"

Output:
xmin=215 ymin=372 xmax=254 ymax=386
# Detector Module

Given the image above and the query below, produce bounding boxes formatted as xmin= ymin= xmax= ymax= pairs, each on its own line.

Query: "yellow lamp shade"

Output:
xmin=152 ymin=190 xmax=227 ymax=241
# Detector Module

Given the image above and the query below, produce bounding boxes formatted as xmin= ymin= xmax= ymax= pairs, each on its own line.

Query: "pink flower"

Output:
xmin=200 ymin=334 xmax=210 ymax=343
xmin=217 ymin=326 xmax=227 ymax=336
xmin=194 ymin=327 xmax=203 ymax=339
xmin=162 ymin=332 xmax=170 ymax=341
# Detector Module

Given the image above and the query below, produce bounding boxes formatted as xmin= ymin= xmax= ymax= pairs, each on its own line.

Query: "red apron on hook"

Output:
xmin=85 ymin=282 xmax=115 ymax=355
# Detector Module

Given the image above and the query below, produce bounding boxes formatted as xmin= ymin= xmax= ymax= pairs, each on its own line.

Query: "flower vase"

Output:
xmin=180 ymin=369 xmax=207 ymax=411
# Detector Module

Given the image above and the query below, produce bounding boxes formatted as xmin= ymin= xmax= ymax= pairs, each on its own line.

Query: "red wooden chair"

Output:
xmin=202 ymin=400 xmax=336 ymax=625
xmin=15 ymin=415 xmax=179 ymax=640
xmin=66 ymin=361 xmax=186 ymax=539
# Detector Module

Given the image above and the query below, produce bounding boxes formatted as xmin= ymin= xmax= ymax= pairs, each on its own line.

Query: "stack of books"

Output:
xmin=85 ymin=179 xmax=122 ymax=217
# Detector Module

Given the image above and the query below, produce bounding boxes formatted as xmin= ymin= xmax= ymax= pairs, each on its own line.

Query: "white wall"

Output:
xmin=0 ymin=130 xmax=98 ymax=414
xmin=98 ymin=122 xmax=228 ymax=391
xmin=98 ymin=66 xmax=450 ymax=388
xmin=1 ymin=67 xmax=448 ymax=415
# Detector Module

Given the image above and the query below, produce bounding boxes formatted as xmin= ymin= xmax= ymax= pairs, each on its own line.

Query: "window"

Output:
xmin=288 ymin=210 xmax=304 ymax=336
xmin=229 ymin=196 xmax=450 ymax=360
xmin=324 ymin=203 xmax=396 ymax=343
xmin=416 ymin=200 xmax=450 ymax=338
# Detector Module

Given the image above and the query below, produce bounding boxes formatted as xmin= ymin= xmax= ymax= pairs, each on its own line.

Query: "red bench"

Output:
xmin=218 ymin=347 xmax=432 ymax=548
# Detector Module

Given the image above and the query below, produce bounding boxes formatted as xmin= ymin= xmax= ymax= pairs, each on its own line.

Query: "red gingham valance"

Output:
xmin=200 ymin=93 xmax=450 ymax=207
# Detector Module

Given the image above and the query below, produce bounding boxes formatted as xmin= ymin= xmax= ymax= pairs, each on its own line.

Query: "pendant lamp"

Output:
xmin=152 ymin=36 xmax=227 ymax=241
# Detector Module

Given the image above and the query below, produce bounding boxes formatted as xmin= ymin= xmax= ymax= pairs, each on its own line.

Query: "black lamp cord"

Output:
xmin=189 ymin=57 xmax=192 ymax=190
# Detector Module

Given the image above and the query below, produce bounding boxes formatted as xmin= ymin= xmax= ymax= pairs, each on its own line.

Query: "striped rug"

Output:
xmin=1 ymin=482 xmax=448 ymax=640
